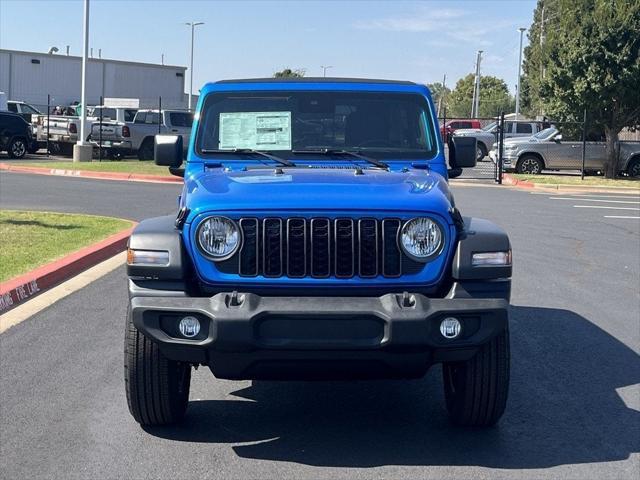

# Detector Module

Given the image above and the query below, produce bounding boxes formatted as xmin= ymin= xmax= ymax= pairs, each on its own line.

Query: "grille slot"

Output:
xmin=228 ymin=217 xmax=426 ymax=279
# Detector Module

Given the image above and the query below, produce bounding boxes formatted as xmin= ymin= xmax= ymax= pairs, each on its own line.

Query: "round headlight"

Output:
xmin=196 ymin=216 xmax=240 ymax=260
xmin=400 ymin=217 xmax=443 ymax=261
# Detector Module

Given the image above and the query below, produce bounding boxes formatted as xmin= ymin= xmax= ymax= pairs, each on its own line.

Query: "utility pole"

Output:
xmin=515 ymin=27 xmax=526 ymax=118
xmin=73 ymin=0 xmax=92 ymax=162
xmin=185 ymin=21 xmax=204 ymax=111
xmin=471 ymin=50 xmax=482 ymax=118
xmin=321 ymin=65 xmax=333 ymax=77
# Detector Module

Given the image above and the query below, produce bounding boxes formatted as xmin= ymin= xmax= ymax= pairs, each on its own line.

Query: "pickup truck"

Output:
xmin=34 ymin=106 xmax=137 ymax=156
xmin=454 ymin=120 xmax=548 ymax=161
xmin=5 ymin=101 xmax=43 ymax=152
xmin=489 ymin=127 xmax=640 ymax=176
xmin=440 ymin=119 xmax=482 ymax=141
xmin=124 ymin=78 xmax=513 ymax=428
xmin=91 ymin=109 xmax=192 ymax=159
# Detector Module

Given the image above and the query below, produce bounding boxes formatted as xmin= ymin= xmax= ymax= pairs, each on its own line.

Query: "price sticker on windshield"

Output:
xmin=219 ymin=111 xmax=291 ymax=151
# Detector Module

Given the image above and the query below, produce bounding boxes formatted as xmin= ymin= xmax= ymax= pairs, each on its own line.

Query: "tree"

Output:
xmin=427 ymin=82 xmax=451 ymax=116
xmin=273 ymin=68 xmax=306 ymax=78
xmin=523 ymin=0 xmax=640 ymax=178
xmin=447 ymin=74 xmax=515 ymax=118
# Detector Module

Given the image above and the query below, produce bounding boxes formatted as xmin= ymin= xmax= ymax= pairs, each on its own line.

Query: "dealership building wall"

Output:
xmin=0 ymin=49 xmax=188 ymax=111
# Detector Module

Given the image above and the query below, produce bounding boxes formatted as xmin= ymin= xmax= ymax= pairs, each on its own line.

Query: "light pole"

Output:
xmin=321 ymin=65 xmax=333 ymax=77
xmin=73 ymin=0 xmax=92 ymax=162
xmin=515 ymin=27 xmax=527 ymax=118
xmin=471 ymin=50 xmax=483 ymax=118
xmin=185 ymin=21 xmax=204 ymax=111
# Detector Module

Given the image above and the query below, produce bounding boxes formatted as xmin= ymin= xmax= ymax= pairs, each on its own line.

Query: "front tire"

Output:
xmin=516 ymin=155 xmax=543 ymax=174
xmin=442 ymin=328 xmax=510 ymax=427
xmin=124 ymin=307 xmax=191 ymax=426
xmin=8 ymin=138 xmax=27 ymax=159
xmin=627 ymin=158 xmax=640 ymax=178
xmin=476 ymin=143 xmax=487 ymax=162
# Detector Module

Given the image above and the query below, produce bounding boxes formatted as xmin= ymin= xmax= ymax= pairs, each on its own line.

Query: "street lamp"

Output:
xmin=185 ymin=21 xmax=204 ymax=111
xmin=320 ymin=65 xmax=333 ymax=77
xmin=515 ymin=27 xmax=527 ymax=118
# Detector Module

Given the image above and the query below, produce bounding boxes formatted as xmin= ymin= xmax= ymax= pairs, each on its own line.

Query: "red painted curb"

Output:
xmin=0 ymin=226 xmax=135 ymax=314
xmin=0 ymin=162 xmax=182 ymax=184
xmin=502 ymin=173 xmax=535 ymax=188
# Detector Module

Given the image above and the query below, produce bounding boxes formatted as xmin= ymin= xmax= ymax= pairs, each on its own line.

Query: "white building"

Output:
xmin=0 ymin=48 xmax=188 ymax=111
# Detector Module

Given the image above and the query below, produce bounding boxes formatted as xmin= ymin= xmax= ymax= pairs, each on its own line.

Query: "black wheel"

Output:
xmin=7 ymin=138 xmax=27 ymax=159
xmin=124 ymin=307 xmax=191 ymax=426
xmin=476 ymin=143 xmax=487 ymax=162
xmin=516 ymin=155 xmax=543 ymax=174
xmin=448 ymin=168 xmax=463 ymax=178
xmin=627 ymin=158 xmax=640 ymax=178
xmin=137 ymin=138 xmax=154 ymax=160
xmin=58 ymin=143 xmax=73 ymax=156
xmin=442 ymin=328 xmax=510 ymax=427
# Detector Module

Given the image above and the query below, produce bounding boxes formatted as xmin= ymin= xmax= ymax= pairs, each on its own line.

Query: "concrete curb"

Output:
xmin=0 ymin=226 xmax=135 ymax=314
xmin=502 ymin=173 xmax=640 ymax=194
xmin=0 ymin=162 xmax=182 ymax=184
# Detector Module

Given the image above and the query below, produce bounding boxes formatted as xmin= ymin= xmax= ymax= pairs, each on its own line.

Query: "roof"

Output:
xmin=215 ymin=77 xmax=419 ymax=85
xmin=0 ymin=48 xmax=186 ymax=71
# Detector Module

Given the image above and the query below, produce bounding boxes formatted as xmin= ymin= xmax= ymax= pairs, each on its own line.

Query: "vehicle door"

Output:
xmin=584 ymin=142 xmax=607 ymax=171
xmin=545 ymin=132 xmax=581 ymax=169
xmin=166 ymin=111 xmax=193 ymax=148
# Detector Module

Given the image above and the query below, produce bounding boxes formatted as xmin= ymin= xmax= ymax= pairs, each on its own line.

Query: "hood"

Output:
xmin=503 ymin=136 xmax=538 ymax=145
xmin=184 ymin=167 xmax=453 ymax=220
xmin=454 ymin=128 xmax=486 ymax=135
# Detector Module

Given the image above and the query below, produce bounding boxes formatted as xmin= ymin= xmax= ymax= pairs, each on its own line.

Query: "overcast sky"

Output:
xmin=0 ymin=0 xmax=536 ymax=94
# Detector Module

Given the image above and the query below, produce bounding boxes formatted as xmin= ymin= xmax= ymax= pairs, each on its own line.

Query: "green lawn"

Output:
xmin=511 ymin=174 xmax=640 ymax=189
xmin=0 ymin=211 xmax=132 ymax=282
xmin=26 ymin=160 xmax=170 ymax=176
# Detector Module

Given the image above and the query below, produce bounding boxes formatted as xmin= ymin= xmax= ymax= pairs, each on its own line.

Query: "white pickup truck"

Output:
xmin=34 ymin=106 xmax=138 ymax=156
xmin=91 ymin=109 xmax=193 ymax=159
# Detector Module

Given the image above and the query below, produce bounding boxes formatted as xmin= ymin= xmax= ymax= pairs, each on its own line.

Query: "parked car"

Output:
xmin=92 ymin=109 xmax=193 ymax=159
xmin=124 ymin=78 xmax=513 ymax=428
xmin=454 ymin=120 xmax=548 ymax=161
xmin=5 ymin=101 xmax=43 ymax=153
xmin=440 ymin=119 xmax=482 ymax=140
xmin=0 ymin=111 xmax=32 ymax=159
xmin=32 ymin=106 xmax=137 ymax=156
xmin=489 ymin=127 xmax=640 ymax=176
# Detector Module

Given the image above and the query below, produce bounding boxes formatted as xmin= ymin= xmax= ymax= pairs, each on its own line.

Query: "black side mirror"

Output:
xmin=448 ymin=136 xmax=477 ymax=169
xmin=155 ymin=135 xmax=183 ymax=168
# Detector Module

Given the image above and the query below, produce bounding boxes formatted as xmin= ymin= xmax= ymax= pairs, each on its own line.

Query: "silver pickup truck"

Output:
xmin=489 ymin=127 xmax=640 ymax=177
xmin=454 ymin=120 xmax=548 ymax=161
xmin=91 ymin=109 xmax=192 ymax=159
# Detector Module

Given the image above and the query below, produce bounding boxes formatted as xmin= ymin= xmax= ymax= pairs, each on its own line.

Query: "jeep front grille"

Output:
xmin=215 ymin=217 xmax=425 ymax=279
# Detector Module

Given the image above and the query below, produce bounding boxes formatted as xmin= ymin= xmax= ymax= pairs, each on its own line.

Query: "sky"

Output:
xmin=0 ymin=0 xmax=536 ymax=95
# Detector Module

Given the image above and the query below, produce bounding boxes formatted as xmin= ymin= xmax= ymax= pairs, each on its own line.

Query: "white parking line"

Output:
xmin=573 ymin=194 xmax=640 ymax=199
xmin=573 ymin=205 xmax=640 ymax=210
xmin=550 ymin=197 xmax=640 ymax=204
xmin=604 ymin=215 xmax=640 ymax=219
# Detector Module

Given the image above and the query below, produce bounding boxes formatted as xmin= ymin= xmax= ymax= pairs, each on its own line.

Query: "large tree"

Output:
xmin=523 ymin=0 xmax=640 ymax=178
xmin=273 ymin=68 xmax=306 ymax=78
xmin=446 ymin=74 xmax=515 ymax=119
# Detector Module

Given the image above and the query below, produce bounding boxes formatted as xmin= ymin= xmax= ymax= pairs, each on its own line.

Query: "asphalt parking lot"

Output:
xmin=0 ymin=172 xmax=638 ymax=479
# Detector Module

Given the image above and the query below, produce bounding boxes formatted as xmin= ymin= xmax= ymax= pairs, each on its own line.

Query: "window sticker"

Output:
xmin=219 ymin=111 xmax=292 ymax=150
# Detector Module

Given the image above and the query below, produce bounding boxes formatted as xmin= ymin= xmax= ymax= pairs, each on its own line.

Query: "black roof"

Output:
xmin=215 ymin=77 xmax=418 ymax=85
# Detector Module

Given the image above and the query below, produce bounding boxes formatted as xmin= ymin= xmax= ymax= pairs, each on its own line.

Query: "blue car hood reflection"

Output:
xmin=184 ymin=167 xmax=453 ymax=218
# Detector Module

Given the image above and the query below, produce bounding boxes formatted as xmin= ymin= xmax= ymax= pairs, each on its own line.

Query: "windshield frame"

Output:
xmin=194 ymin=89 xmax=439 ymax=162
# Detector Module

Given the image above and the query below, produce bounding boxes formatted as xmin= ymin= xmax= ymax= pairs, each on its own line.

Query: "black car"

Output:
xmin=0 ymin=112 xmax=32 ymax=159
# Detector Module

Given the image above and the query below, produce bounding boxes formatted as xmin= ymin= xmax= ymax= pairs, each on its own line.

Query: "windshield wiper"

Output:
xmin=292 ymin=148 xmax=389 ymax=170
xmin=200 ymin=148 xmax=295 ymax=167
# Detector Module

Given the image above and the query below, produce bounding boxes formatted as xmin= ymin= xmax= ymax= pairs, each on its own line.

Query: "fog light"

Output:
xmin=178 ymin=316 xmax=200 ymax=338
xmin=440 ymin=317 xmax=462 ymax=339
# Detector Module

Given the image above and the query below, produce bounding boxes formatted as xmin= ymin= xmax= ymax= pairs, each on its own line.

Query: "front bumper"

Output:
xmin=489 ymin=150 xmax=516 ymax=169
xmin=130 ymin=288 xmax=509 ymax=380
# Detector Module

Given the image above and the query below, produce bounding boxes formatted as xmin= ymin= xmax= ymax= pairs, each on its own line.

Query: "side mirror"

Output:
xmin=155 ymin=135 xmax=183 ymax=168
xmin=448 ymin=135 xmax=477 ymax=169
xmin=553 ymin=134 xmax=562 ymax=143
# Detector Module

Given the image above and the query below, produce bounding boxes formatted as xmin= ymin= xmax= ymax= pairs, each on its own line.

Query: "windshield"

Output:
xmin=482 ymin=121 xmax=497 ymax=132
xmin=22 ymin=104 xmax=41 ymax=114
xmin=197 ymin=91 xmax=437 ymax=159
xmin=533 ymin=127 xmax=557 ymax=140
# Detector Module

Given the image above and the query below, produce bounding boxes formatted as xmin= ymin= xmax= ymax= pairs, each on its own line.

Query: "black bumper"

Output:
xmin=130 ymin=288 xmax=509 ymax=380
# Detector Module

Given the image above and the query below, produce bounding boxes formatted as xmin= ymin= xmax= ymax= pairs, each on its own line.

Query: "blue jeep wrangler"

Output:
xmin=124 ymin=78 xmax=512 ymax=427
